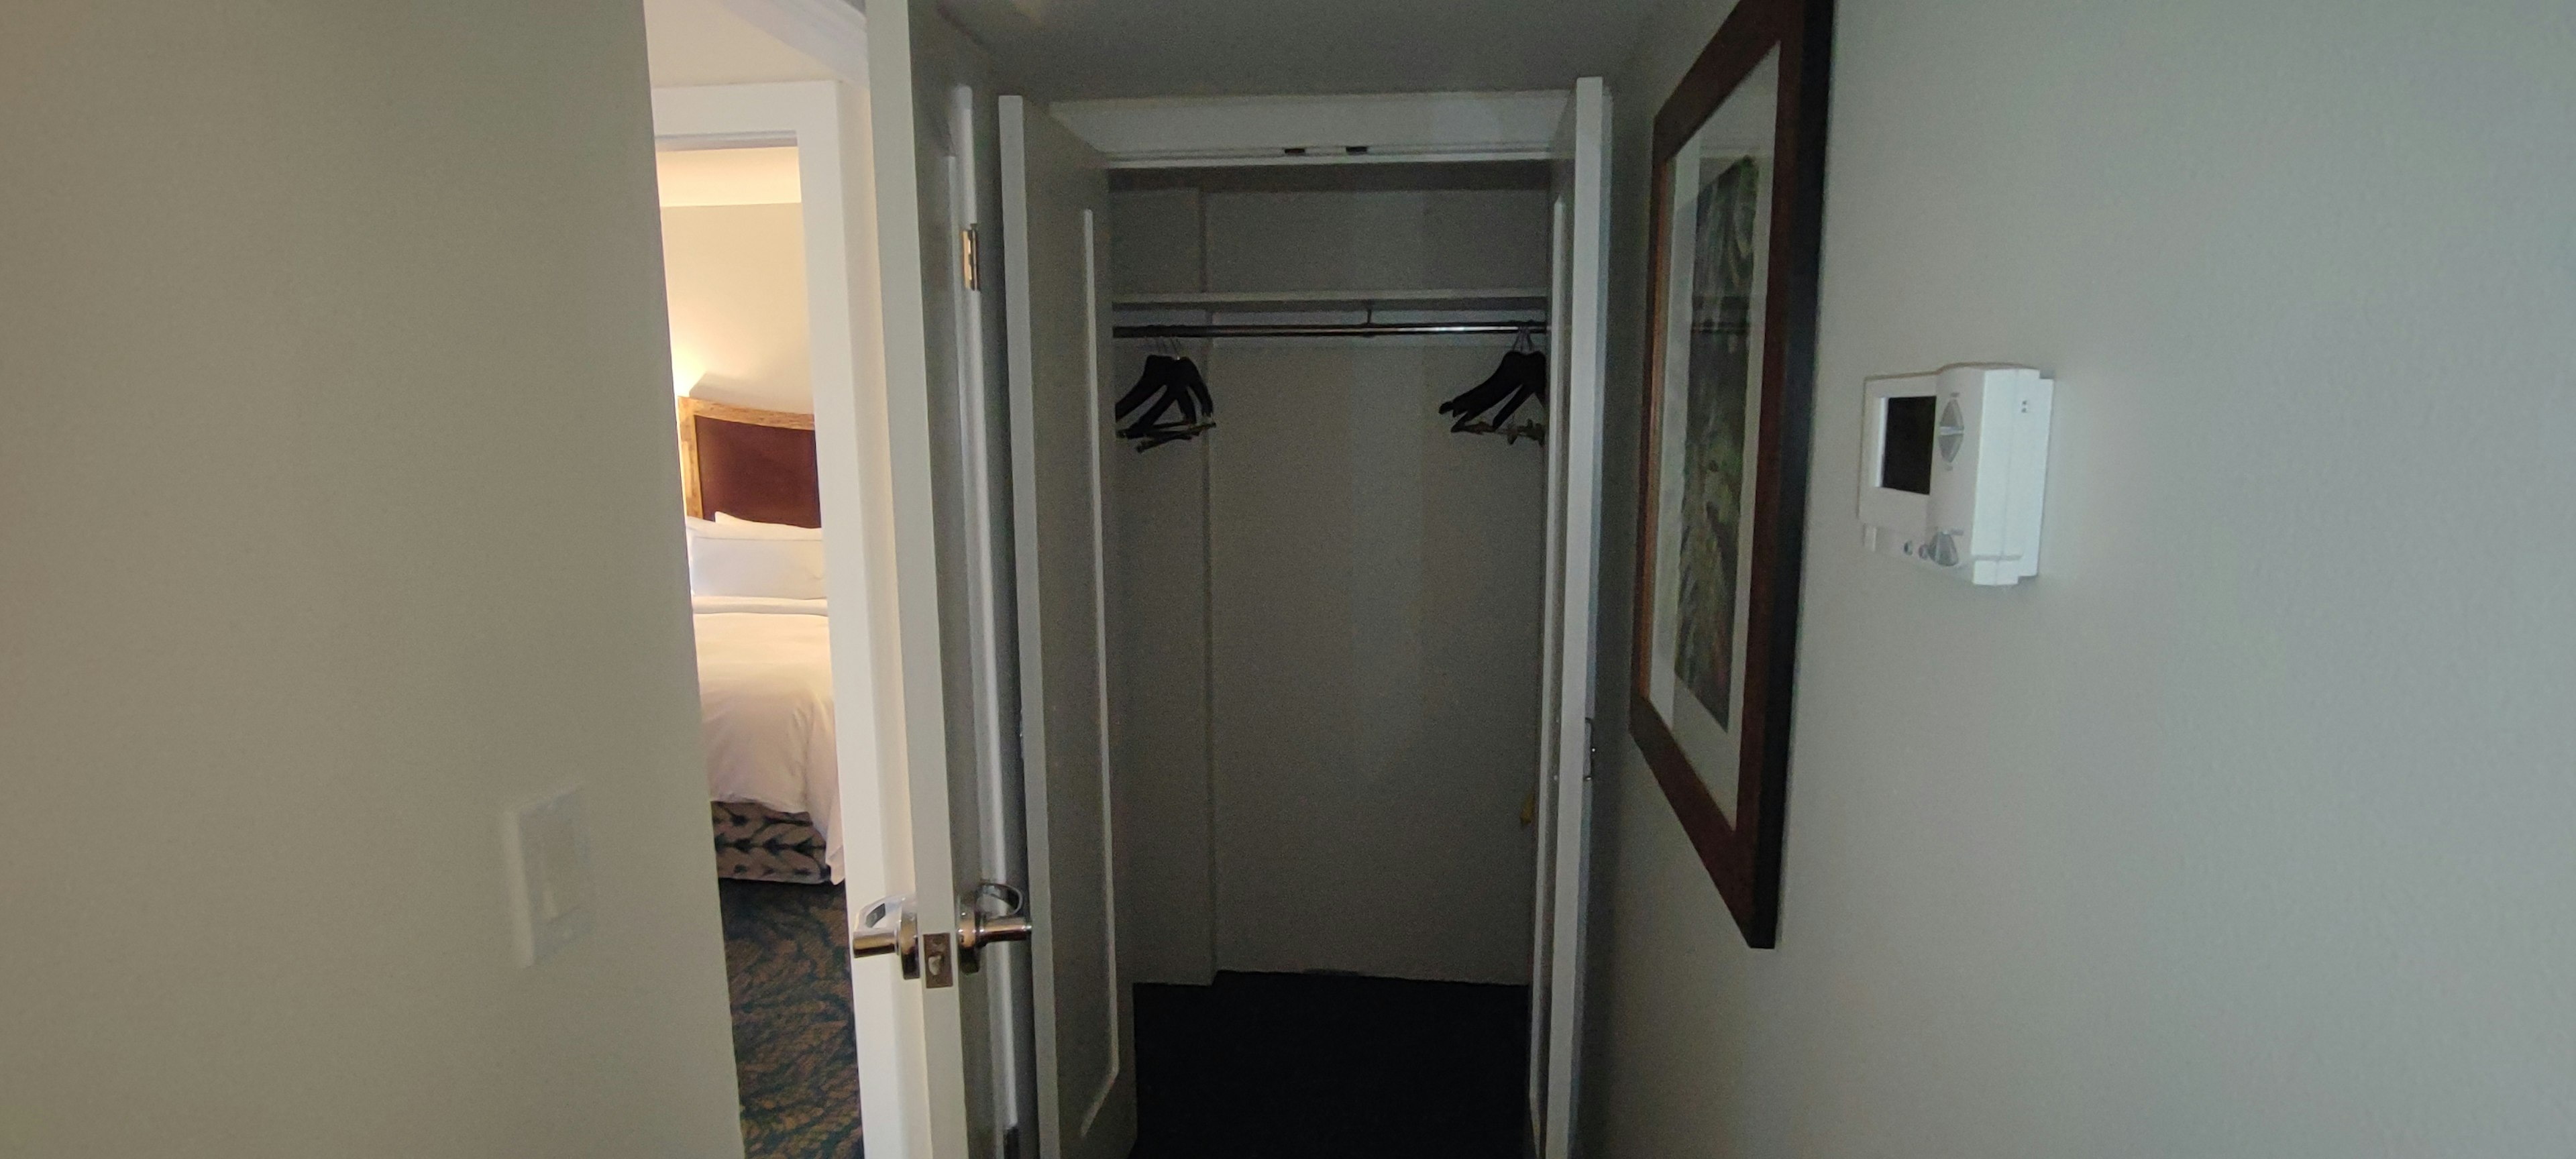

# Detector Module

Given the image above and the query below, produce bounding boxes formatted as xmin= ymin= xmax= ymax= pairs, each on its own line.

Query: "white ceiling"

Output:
xmin=935 ymin=0 xmax=1666 ymax=100
xmin=643 ymin=0 xmax=835 ymax=87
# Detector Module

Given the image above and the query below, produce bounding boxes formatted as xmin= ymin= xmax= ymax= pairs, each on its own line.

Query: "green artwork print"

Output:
xmin=1672 ymin=156 xmax=1760 ymax=726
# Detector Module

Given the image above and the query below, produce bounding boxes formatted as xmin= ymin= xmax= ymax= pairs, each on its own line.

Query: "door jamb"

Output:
xmin=1534 ymin=74 xmax=1613 ymax=1159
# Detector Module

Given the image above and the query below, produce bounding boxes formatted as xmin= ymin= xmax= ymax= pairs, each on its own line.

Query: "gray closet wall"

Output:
xmin=1105 ymin=170 xmax=1554 ymax=985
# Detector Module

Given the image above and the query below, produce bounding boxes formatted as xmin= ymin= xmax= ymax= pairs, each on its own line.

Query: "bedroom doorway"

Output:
xmin=653 ymin=80 xmax=882 ymax=1159
xmin=661 ymin=137 xmax=856 ymax=1159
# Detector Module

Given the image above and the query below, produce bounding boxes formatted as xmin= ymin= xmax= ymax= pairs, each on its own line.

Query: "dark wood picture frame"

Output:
xmin=1628 ymin=0 xmax=1834 ymax=948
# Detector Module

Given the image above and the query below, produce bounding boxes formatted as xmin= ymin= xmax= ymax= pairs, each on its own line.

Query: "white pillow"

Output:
xmin=710 ymin=512 xmax=822 ymax=539
xmin=685 ymin=516 xmax=827 ymax=600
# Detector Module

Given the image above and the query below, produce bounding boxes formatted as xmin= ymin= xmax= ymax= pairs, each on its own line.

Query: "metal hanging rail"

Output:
xmin=1112 ymin=319 xmax=1548 ymax=339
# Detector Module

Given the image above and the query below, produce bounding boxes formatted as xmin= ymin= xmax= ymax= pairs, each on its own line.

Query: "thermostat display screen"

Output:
xmin=1879 ymin=395 xmax=1935 ymax=495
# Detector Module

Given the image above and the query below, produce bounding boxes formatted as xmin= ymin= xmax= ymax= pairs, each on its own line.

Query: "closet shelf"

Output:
xmin=1110 ymin=287 xmax=1548 ymax=313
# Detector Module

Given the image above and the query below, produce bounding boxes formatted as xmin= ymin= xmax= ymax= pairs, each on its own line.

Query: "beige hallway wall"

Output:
xmin=0 ymin=3 xmax=744 ymax=1155
xmin=1580 ymin=0 xmax=2576 ymax=1154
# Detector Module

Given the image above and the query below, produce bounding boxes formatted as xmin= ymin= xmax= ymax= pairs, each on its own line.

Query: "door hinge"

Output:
xmin=961 ymin=225 xmax=981 ymax=290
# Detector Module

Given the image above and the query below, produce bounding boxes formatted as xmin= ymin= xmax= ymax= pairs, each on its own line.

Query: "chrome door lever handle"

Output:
xmin=974 ymin=914 xmax=1032 ymax=944
xmin=851 ymin=895 xmax=922 ymax=980
xmin=967 ymin=881 xmax=1023 ymax=916
xmin=955 ymin=882 xmax=1034 ymax=975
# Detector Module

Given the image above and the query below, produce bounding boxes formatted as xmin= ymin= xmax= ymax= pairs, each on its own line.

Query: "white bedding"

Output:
xmin=692 ymin=595 xmax=842 ymax=879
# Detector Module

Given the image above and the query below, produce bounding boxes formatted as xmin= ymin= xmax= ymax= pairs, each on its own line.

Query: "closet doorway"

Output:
xmin=848 ymin=5 xmax=1616 ymax=1149
xmin=991 ymin=82 xmax=1615 ymax=1159
xmin=1108 ymin=158 xmax=1560 ymax=984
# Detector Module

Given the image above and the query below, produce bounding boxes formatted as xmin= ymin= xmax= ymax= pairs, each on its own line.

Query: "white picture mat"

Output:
xmin=1644 ymin=49 xmax=1780 ymax=823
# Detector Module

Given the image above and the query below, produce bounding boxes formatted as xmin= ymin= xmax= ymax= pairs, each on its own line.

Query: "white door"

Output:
xmin=998 ymin=95 xmax=1136 ymax=1159
xmin=1526 ymin=75 xmax=1613 ymax=1159
xmin=844 ymin=3 xmax=997 ymax=1158
xmin=855 ymin=7 xmax=1134 ymax=1159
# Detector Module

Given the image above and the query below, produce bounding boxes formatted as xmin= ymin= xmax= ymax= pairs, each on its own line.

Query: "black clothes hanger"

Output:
xmin=1116 ymin=341 xmax=1216 ymax=451
xmin=1440 ymin=354 xmax=1526 ymax=429
xmin=1439 ymin=328 xmax=1547 ymax=443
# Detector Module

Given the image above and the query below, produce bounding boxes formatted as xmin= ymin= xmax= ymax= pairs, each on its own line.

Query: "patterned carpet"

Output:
xmin=718 ymin=878 xmax=863 ymax=1159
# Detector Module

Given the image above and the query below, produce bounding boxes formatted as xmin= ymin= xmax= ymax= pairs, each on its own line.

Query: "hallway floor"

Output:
xmin=1132 ymin=971 xmax=1532 ymax=1159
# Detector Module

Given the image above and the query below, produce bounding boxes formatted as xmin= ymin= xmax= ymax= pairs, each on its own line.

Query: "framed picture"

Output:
xmin=1628 ymin=0 xmax=1834 ymax=948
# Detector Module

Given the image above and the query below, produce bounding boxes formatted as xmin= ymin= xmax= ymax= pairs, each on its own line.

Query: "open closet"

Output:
xmin=1102 ymin=161 xmax=1561 ymax=988
xmin=1075 ymin=156 xmax=1582 ymax=1155
xmin=979 ymin=80 xmax=1613 ymax=1159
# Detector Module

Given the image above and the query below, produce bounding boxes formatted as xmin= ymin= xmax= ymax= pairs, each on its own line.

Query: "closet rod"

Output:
xmin=1112 ymin=319 xmax=1548 ymax=339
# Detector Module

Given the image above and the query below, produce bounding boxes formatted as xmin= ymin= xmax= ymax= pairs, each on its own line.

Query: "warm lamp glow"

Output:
xmin=673 ymin=357 xmax=706 ymax=396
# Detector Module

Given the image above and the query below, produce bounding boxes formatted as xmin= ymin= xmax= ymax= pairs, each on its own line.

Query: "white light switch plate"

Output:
xmin=503 ymin=784 xmax=593 ymax=966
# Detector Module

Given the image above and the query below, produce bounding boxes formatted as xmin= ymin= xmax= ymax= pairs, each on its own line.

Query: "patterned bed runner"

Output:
xmin=712 ymin=801 xmax=830 ymax=885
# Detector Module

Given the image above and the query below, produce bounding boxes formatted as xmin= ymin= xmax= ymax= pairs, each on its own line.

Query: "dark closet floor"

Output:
xmin=1132 ymin=971 xmax=1531 ymax=1159
xmin=718 ymin=878 xmax=864 ymax=1159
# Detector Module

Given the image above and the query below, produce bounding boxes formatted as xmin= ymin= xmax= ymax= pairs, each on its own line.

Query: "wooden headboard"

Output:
xmin=676 ymin=397 xmax=821 ymax=528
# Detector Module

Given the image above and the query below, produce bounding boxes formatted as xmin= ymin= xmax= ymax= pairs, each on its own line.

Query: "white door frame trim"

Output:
xmin=1049 ymin=89 xmax=1570 ymax=168
xmin=1536 ymin=74 xmax=1613 ymax=1159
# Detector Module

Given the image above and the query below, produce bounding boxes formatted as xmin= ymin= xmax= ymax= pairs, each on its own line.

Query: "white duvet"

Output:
xmin=692 ymin=596 xmax=843 ymax=879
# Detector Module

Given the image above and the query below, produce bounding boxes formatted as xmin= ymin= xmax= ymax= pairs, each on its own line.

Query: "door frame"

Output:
xmin=1527 ymin=74 xmax=1613 ymax=1159
xmin=653 ymin=78 xmax=969 ymax=1159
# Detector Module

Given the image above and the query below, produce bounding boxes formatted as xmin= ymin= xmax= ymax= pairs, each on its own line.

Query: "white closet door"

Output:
xmin=1000 ymin=95 xmax=1136 ymax=1159
xmin=1526 ymin=75 xmax=1613 ymax=1159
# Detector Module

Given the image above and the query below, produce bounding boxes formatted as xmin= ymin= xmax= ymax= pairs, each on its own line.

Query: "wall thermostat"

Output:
xmin=1858 ymin=364 xmax=2053 ymax=585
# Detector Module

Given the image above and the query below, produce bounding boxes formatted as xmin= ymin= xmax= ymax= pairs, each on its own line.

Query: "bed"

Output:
xmin=678 ymin=396 xmax=842 ymax=885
